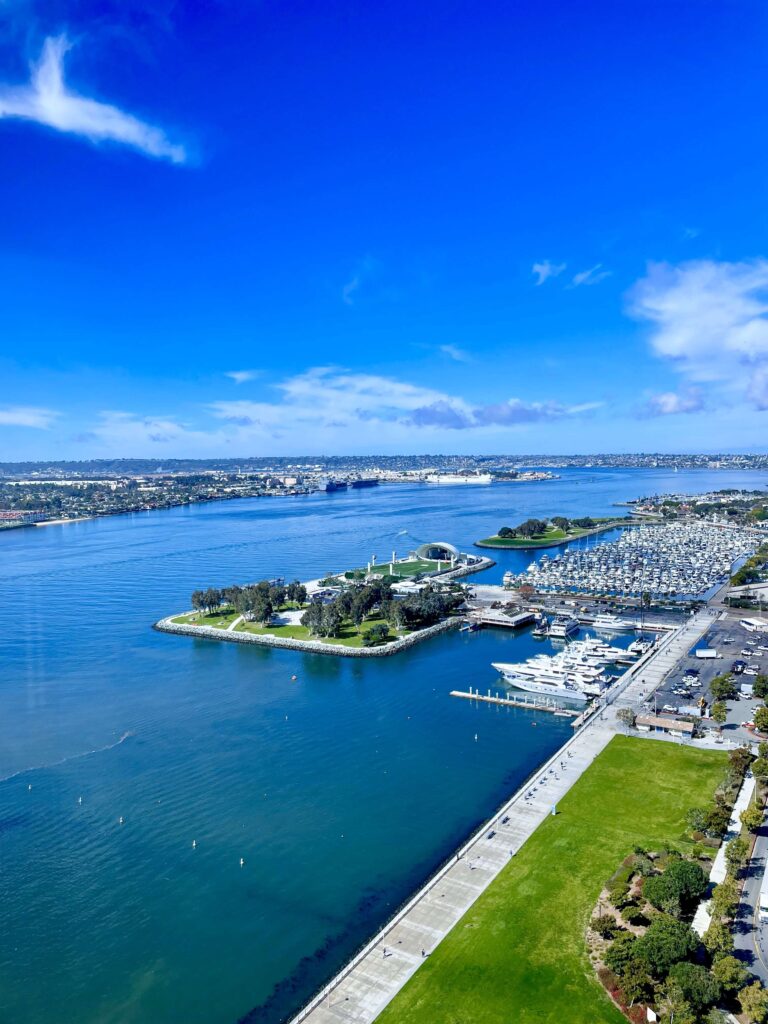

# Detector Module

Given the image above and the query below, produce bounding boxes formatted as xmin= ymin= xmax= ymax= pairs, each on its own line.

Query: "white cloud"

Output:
xmin=439 ymin=344 xmax=471 ymax=363
xmin=641 ymin=390 xmax=705 ymax=417
xmin=225 ymin=370 xmax=260 ymax=384
xmin=571 ymin=264 xmax=611 ymax=287
xmin=209 ymin=367 xmax=600 ymax=435
xmin=629 ymin=258 xmax=768 ymax=410
xmin=0 ymin=405 xmax=60 ymax=428
xmin=532 ymin=260 xmax=566 ymax=286
xmin=0 ymin=36 xmax=185 ymax=163
xmin=341 ymin=256 xmax=377 ymax=305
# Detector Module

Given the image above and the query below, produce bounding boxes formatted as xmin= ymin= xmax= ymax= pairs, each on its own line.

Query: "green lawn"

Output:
xmin=235 ymin=613 xmax=405 ymax=648
xmin=375 ymin=735 xmax=726 ymax=1024
xmin=366 ymin=559 xmax=442 ymax=577
xmin=171 ymin=610 xmax=239 ymax=628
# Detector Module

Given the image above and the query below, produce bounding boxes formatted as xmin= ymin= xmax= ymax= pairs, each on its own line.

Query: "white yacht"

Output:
xmin=492 ymin=662 xmax=590 ymax=703
xmin=547 ymin=616 xmax=580 ymax=639
xmin=591 ymin=612 xmax=634 ymax=632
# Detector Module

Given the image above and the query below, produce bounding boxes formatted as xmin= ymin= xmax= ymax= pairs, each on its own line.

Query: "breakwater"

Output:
xmin=153 ymin=614 xmax=462 ymax=657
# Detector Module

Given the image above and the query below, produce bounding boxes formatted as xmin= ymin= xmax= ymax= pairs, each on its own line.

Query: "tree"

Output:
xmin=634 ymin=916 xmax=698 ymax=979
xmin=730 ymin=745 xmax=755 ymax=777
xmin=604 ymin=932 xmax=638 ymax=974
xmin=711 ymin=702 xmax=728 ymax=726
xmin=710 ymin=675 xmax=738 ymax=702
xmin=711 ymin=954 xmax=748 ymax=994
xmin=252 ymin=591 xmax=274 ymax=626
xmin=666 ymin=961 xmax=721 ymax=1015
xmin=752 ymin=755 xmax=768 ymax=780
xmin=191 ymin=589 xmax=205 ymax=613
xmin=641 ymin=590 xmax=652 ymax=609
xmin=497 ymin=526 xmax=515 ymax=538
xmin=741 ymin=804 xmax=765 ymax=833
xmin=552 ymin=516 xmax=570 ymax=532
xmin=362 ymin=622 xmax=391 ymax=647
xmin=591 ymin=913 xmax=620 ymax=938
xmin=617 ymin=708 xmax=636 ymax=729
xmin=710 ymin=877 xmax=740 ymax=921
xmin=320 ymin=604 xmax=343 ymax=638
xmin=755 ymin=705 xmax=768 ymax=735
xmin=754 ymin=675 xmax=768 ymax=700
xmin=300 ymin=603 xmax=324 ymax=636
xmin=725 ymin=836 xmax=749 ymax=874
xmin=702 ymin=918 xmax=733 ymax=957
xmin=686 ymin=806 xmax=708 ymax=832
xmin=643 ymin=860 xmax=708 ymax=917
xmin=739 ymin=980 xmax=768 ymax=1023
xmin=619 ymin=965 xmax=653 ymax=1006
xmin=704 ymin=802 xmax=732 ymax=838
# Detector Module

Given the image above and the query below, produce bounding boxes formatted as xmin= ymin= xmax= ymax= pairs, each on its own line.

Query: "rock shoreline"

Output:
xmin=153 ymin=614 xmax=462 ymax=658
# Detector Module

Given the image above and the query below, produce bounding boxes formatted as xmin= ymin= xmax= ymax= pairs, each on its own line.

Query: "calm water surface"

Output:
xmin=1 ymin=467 xmax=766 ymax=1024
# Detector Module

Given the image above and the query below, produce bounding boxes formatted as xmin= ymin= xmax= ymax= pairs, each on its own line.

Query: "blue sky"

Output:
xmin=2 ymin=0 xmax=768 ymax=458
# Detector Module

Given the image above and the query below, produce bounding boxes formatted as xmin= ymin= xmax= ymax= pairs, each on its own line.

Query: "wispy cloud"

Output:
xmin=342 ymin=256 xmax=377 ymax=305
xmin=439 ymin=344 xmax=472 ymax=363
xmin=629 ymin=258 xmax=768 ymax=410
xmin=532 ymin=260 xmax=566 ymax=286
xmin=225 ymin=370 xmax=260 ymax=384
xmin=0 ymin=405 xmax=60 ymax=428
xmin=640 ymin=390 xmax=705 ymax=417
xmin=571 ymin=264 xmax=611 ymax=287
xmin=0 ymin=36 xmax=185 ymax=163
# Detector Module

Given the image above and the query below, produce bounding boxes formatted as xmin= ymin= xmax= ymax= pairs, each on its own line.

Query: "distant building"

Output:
xmin=635 ymin=714 xmax=694 ymax=738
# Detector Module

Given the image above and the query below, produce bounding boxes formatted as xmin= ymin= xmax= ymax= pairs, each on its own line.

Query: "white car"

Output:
xmin=662 ymin=704 xmax=677 ymax=713
xmin=744 ymin=669 xmax=758 ymax=676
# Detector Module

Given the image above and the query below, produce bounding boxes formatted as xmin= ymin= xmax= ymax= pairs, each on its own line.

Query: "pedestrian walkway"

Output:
xmin=288 ymin=608 xmax=719 ymax=1024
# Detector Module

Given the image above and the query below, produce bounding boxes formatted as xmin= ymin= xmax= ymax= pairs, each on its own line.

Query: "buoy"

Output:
xmin=474 ymin=733 xmax=478 ymax=741
xmin=119 ymin=816 xmax=124 ymax=825
xmin=239 ymin=857 xmax=245 ymax=867
xmin=192 ymin=839 xmax=197 ymax=849
xmin=291 ymin=675 xmax=297 ymax=681
xmin=28 ymin=784 xmax=32 ymax=791
xmin=78 ymin=796 xmax=83 ymax=804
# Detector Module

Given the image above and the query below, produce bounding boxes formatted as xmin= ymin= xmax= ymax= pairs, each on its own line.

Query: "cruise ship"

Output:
xmin=424 ymin=473 xmax=492 ymax=485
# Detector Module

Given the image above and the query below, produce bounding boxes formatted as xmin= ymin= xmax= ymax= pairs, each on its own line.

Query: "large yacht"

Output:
xmin=547 ymin=616 xmax=580 ymax=640
xmin=591 ymin=612 xmax=634 ymax=632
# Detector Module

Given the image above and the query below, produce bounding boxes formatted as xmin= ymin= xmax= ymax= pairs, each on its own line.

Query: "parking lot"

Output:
xmin=645 ymin=612 xmax=768 ymax=745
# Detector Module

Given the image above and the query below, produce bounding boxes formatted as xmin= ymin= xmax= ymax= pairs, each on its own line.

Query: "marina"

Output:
xmin=511 ymin=521 xmax=758 ymax=598
xmin=450 ymin=688 xmax=581 ymax=716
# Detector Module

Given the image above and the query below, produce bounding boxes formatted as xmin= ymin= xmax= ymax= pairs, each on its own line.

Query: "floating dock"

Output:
xmin=450 ymin=687 xmax=580 ymax=717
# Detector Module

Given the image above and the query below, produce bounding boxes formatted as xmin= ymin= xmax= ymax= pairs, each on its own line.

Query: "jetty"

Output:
xmin=450 ymin=687 xmax=580 ymax=717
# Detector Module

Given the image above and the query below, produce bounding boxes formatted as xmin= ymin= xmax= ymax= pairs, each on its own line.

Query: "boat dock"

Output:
xmin=450 ymin=687 xmax=580 ymax=717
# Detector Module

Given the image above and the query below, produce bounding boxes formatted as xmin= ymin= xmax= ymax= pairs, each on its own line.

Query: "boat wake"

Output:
xmin=0 ymin=731 xmax=134 ymax=786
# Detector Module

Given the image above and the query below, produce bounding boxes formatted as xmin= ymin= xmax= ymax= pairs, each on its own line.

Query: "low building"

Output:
xmin=635 ymin=714 xmax=695 ymax=738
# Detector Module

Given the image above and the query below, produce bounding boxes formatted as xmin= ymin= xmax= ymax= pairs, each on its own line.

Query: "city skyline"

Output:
xmin=2 ymin=2 xmax=768 ymax=457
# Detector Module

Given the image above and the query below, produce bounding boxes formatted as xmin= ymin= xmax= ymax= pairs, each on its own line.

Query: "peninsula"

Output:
xmin=155 ymin=542 xmax=494 ymax=657
xmin=475 ymin=514 xmax=636 ymax=550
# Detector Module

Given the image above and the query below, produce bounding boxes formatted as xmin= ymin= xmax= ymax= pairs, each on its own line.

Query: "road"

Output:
xmin=734 ymin=825 xmax=768 ymax=985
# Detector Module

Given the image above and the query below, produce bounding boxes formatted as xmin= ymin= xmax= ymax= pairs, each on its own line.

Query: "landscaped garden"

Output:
xmin=171 ymin=577 xmax=465 ymax=648
xmin=375 ymin=735 xmax=728 ymax=1024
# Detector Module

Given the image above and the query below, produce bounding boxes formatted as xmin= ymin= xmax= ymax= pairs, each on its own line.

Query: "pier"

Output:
xmin=450 ymin=687 xmax=580 ymax=717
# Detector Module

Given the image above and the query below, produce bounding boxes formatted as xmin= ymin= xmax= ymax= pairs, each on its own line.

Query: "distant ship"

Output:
xmin=349 ymin=478 xmax=379 ymax=488
xmin=591 ymin=612 xmax=635 ymax=632
xmin=425 ymin=473 xmax=492 ymax=485
xmin=318 ymin=478 xmax=348 ymax=492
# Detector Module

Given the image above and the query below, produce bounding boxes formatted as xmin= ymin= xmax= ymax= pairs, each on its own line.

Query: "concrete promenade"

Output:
xmin=288 ymin=608 xmax=721 ymax=1024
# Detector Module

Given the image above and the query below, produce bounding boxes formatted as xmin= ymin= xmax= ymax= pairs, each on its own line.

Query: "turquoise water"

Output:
xmin=1 ymin=467 xmax=766 ymax=1024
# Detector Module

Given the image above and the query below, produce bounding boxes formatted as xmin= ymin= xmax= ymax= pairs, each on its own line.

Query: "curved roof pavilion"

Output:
xmin=415 ymin=541 xmax=460 ymax=561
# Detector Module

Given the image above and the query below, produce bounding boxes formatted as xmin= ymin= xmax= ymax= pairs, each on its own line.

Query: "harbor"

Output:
xmin=450 ymin=687 xmax=581 ymax=716
xmin=508 ymin=521 xmax=758 ymax=598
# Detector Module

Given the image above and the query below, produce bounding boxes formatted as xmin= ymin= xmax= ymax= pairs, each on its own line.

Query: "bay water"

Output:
xmin=1 ymin=467 xmax=765 ymax=1023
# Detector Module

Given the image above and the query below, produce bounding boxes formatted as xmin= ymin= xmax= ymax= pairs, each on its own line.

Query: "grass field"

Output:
xmin=235 ymin=613 xmax=404 ymax=647
xmin=375 ymin=735 xmax=726 ymax=1024
xmin=366 ymin=558 xmax=442 ymax=577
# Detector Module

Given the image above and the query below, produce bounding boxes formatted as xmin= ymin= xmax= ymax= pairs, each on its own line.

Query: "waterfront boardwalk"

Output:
xmin=289 ymin=606 xmax=718 ymax=1024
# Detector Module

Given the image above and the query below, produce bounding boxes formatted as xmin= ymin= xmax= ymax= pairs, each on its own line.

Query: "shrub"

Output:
xmin=591 ymin=913 xmax=621 ymax=938
xmin=634 ymin=915 xmax=698 ymax=979
xmin=604 ymin=932 xmax=638 ymax=974
xmin=666 ymin=961 xmax=721 ymax=1015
